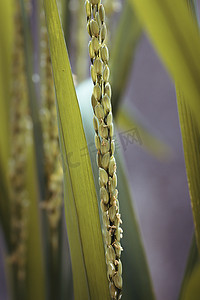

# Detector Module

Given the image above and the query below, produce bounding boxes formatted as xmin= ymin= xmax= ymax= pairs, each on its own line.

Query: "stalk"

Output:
xmin=85 ymin=1 xmax=123 ymax=299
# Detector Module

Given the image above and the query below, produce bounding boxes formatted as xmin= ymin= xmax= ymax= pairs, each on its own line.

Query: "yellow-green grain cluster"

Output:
xmin=40 ymin=11 xmax=63 ymax=252
xmin=9 ymin=1 xmax=30 ymax=282
xmin=85 ymin=1 xmax=123 ymax=299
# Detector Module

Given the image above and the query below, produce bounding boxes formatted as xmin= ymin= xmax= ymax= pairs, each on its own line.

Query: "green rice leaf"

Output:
xmin=176 ymin=90 xmax=200 ymax=252
xmin=0 ymin=0 xmax=13 ymax=151
xmin=181 ymin=262 xmax=200 ymax=300
xmin=0 ymin=0 xmax=13 ymax=240
xmin=178 ymin=2 xmax=200 ymax=297
xmin=43 ymin=0 xmax=110 ymax=298
xmin=129 ymin=0 xmax=200 ymax=132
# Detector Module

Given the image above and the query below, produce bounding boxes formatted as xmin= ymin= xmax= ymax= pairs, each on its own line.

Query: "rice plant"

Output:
xmin=0 ymin=0 xmax=200 ymax=299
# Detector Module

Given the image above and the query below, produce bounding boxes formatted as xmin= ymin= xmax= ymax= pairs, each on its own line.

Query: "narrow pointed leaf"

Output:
xmin=181 ymin=263 xmax=200 ymax=300
xmin=43 ymin=0 xmax=110 ymax=299
xmin=176 ymin=90 xmax=200 ymax=252
xmin=178 ymin=2 xmax=200 ymax=296
xmin=129 ymin=0 xmax=200 ymax=132
xmin=0 ymin=0 xmax=13 ymax=240
xmin=0 ymin=0 xmax=13 ymax=141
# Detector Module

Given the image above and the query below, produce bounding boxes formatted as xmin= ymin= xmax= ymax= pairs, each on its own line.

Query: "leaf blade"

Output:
xmin=176 ymin=89 xmax=200 ymax=252
xmin=129 ymin=0 xmax=200 ymax=131
xmin=0 ymin=0 xmax=13 ymax=241
xmin=43 ymin=0 xmax=110 ymax=298
xmin=181 ymin=262 xmax=200 ymax=300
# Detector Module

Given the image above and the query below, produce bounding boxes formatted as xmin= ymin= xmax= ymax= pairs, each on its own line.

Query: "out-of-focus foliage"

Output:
xmin=179 ymin=237 xmax=199 ymax=300
xmin=110 ymin=1 xmax=142 ymax=115
xmin=0 ymin=0 xmax=13 ymax=244
xmin=176 ymin=90 xmax=200 ymax=252
xmin=130 ymin=0 xmax=200 ymax=132
xmin=115 ymin=106 xmax=171 ymax=160
xmin=181 ymin=263 xmax=200 ymax=300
